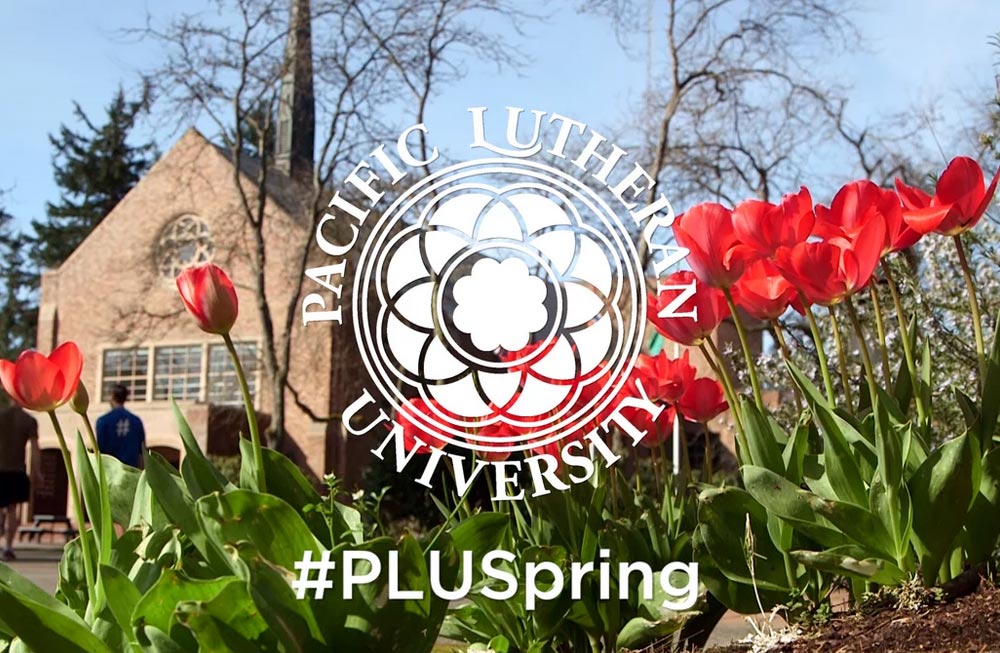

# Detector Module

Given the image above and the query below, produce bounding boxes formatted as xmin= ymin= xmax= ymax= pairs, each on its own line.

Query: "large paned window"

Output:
xmin=100 ymin=349 xmax=149 ymax=401
xmin=207 ymin=342 xmax=259 ymax=404
xmin=99 ymin=342 xmax=258 ymax=404
xmin=153 ymin=345 xmax=203 ymax=401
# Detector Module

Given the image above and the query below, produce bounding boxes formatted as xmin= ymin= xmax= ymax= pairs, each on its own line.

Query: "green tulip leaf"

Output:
xmin=909 ymin=434 xmax=982 ymax=584
xmin=741 ymin=399 xmax=785 ymax=475
xmin=254 ymin=445 xmax=333 ymax=548
xmin=101 ymin=454 xmax=141 ymax=527
xmin=782 ymin=413 xmax=813 ymax=485
xmin=227 ymin=543 xmax=329 ymax=652
xmin=76 ymin=431 xmax=113 ymax=569
xmin=980 ymin=307 xmax=1000 ymax=444
xmin=372 ymin=533 xmax=455 ymax=653
xmin=439 ymin=604 xmax=498 ymax=644
xmin=450 ymin=512 xmax=510 ymax=559
xmin=617 ymin=612 xmax=693 ymax=650
xmin=962 ymin=446 xmax=1000 ymax=565
xmin=138 ymin=625 xmax=188 ymax=653
xmin=869 ymin=479 xmax=912 ymax=565
xmin=56 ymin=533 xmax=89 ymax=613
xmin=175 ymin=580 xmax=273 ymax=651
xmin=787 ymin=362 xmax=871 ymax=505
xmin=144 ymin=451 xmax=230 ymax=573
xmin=99 ymin=565 xmax=142 ymax=647
xmin=173 ymin=400 xmax=232 ymax=499
xmin=0 ymin=566 xmax=112 ymax=653
xmin=892 ymin=343 xmax=915 ymax=420
xmin=790 ymin=547 xmax=906 ymax=586
xmin=694 ymin=486 xmax=790 ymax=591
xmin=196 ymin=490 xmax=324 ymax=572
xmin=128 ymin=470 xmax=171 ymax=531
xmin=174 ymin=602 xmax=261 ymax=653
xmin=954 ymin=388 xmax=979 ymax=434
xmin=133 ymin=568 xmax=241 ymax=636
xmin=692 ymin=526 xmax=787 ymax=615
xmin=742 ymin=465 xmax=850 ymax=551
xmin=873 ymin=388 xmax=910 ymax=491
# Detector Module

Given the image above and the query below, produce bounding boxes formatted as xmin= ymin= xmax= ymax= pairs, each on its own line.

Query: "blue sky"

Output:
xmin=1 ymin=0 xmax=998 ymax=231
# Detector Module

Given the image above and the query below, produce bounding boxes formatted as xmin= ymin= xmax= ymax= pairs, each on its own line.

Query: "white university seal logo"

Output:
xmin=302 ymin=107 xmax=691 ymax=501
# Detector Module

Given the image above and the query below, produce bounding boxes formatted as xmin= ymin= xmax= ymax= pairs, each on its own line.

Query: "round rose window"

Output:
xmin=155 ymin=215 xmax=214 ymax=279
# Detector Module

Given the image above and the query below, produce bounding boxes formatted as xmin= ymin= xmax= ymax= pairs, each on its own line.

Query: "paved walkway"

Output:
xmin=3 ymin=544 xmax=62 ymax=594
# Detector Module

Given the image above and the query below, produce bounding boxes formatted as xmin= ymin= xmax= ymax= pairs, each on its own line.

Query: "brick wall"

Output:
xmin=36 ymin=129 xmax=335 ymax=509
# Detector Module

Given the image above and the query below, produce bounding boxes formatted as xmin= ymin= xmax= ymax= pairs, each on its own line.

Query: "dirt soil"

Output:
xmin=707 ymin=582 xmax=1000 ymax=653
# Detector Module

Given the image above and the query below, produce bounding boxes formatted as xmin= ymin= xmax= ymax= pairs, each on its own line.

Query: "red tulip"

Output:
xmin=732 ymin=187 xmax=814 ymax=257
xmin=895 ymin=157 xmax=1000 ymax=236
xmin=0 ymin=342 xmax=84 ymax=413
xmin=630 ymin=350 xmax=696 ymax=405
xmin=620 ymin=403 xmax=676 ymax=448
xmin=776 ymin=217 xmax=886 ymax=307
xmin=176 ymin=264 xmax=239 ymax=335
xmin=731 ymin=260 xmax=801 ymax=320
xmin=529 ymin=427 xmax=584 ymax=460
xmin=673 ymin=202 xmax=754 ymax=288
xmin=815 ymin=180 xmax=916 ymax=255
xmin=474 ymin=421 xmax=515 ymax=461
xmin=571 ymin=362 xmax=627 ymax=434
xmin=648 ymin=271 xmax=730 ymax=346
xmin=397 ymin=398 xmax=450 ymax=452
xmin=677 ymin=377 xmax=728 ymax=423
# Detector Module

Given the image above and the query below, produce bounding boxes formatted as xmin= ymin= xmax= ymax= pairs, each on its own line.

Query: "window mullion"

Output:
xmin=146 ymin=346 xmax=154 ymax=403
xmin=200 ymin=343 xmax=209 ymax=403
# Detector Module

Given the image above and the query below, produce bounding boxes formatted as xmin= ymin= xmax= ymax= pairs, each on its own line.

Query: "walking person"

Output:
xmin=96 ymin=384 xmax=146 ymax=468
xmin=0 ymin=401 xmax=40 ymax=561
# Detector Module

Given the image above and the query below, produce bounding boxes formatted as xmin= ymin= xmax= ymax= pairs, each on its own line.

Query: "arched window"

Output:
xmin=155 ymin=214 xmax=214 ymax=279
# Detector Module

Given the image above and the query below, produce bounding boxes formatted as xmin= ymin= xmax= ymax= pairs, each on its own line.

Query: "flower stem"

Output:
xmin=701 ymin=423 xmax=713 ymax=480
xmin=480 ymin=454 xmax=498 ymax=514
xmin=828 ymin=308 xmax=855 ymax=411
xmin=723 ymin=288 xmax=765 ymax=410
xmin=772 ymin=320 xmax=792 ymax=360
xmin=701 ymin=340 xmax=749 ymax=461
xmin=79 ymin=414 xmax=113 ymax=564
xmin=881 ymin=261 xmax=927 ymax=424
xmin=649 ymin=444 xmax=663 ymax=497
xmin=771 ymin=320 xmax=803 ymax=414
xmin=954 ymin=235 xmax=987 ymax=391
xmin=48 ymin=411 xmax=97 ymax=608
xmin=657 ymin=436 xmax=672 ymax=493
xmin=674 ymin=409 xmax=691 ymax=488
xmin=704 ymin=339 xmax=743 ymax=426
xmin=800 ymin=294 xmax=836 ymax=404
xmin=609 ymin=462 xmax=619 ymax=515
xmin=224 ymin=334 xmax=266 ymax=493
xmin=846 ymin=298 xmax=879 ymax=411
xmin=422 ymin=473 xmax=475 ymax=555
xmin=868 ymin=284 xmax=892 ymax=386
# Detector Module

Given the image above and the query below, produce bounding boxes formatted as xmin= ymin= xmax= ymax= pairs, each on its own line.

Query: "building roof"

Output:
xmin=53 ymin=127 xmax=307 ymax=275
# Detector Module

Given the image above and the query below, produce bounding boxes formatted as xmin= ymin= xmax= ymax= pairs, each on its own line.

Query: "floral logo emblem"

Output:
xmin=354 ymin=159 xmax=645 ymax=454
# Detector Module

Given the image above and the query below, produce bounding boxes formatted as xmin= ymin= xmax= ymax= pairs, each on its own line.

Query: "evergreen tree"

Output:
xmin=30 ymin=86 xmax=157 ymax=268
xmin=0 ymin=203 xmax=37 ymax=359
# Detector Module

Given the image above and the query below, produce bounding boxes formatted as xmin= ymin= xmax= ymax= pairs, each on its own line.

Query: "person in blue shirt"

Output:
xmin=96 ymin=384 xmax=146 ymax=468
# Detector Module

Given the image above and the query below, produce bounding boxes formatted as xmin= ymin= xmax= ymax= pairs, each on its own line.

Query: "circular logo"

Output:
xmin=354 ymin=158 xmax=645 ymax=453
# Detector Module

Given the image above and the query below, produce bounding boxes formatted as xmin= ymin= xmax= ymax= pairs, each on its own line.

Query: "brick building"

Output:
xmin=27 ymin=0 xmax=757 ymax=527
xmin=35 ymin=126 xmax=334 ymax=480
xmin=30 ymin=0 xmax=340 ymax=525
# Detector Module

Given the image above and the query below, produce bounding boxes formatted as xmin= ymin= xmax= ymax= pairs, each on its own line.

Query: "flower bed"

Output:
xmin=0 ymin=155 xmax=997 ymax=652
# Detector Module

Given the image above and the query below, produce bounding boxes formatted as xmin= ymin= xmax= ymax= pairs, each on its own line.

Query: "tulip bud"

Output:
xmin=70 ymin=381 xmax=90 ymax=415
xmin=176 ymin=264 xmax=240 ymax=335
